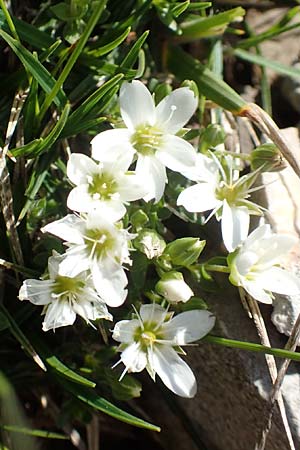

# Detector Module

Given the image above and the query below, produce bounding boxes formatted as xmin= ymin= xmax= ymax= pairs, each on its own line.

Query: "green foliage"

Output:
xmin=1 ymin=0 xmax=300 ymax=445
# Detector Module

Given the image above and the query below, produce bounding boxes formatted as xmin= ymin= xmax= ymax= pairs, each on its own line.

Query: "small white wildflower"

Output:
xmin=91 ymin=80 xmax=198 ymax=203
xmin=112 ymin=304 xmax=215 ymax=398
xmin=67 ymin=152 xmax=147 ymax=220
xmin=177 ymin=153 xmax=264 ymax=252
xmin=19 ymin=253 xmax=112 ymax=331
xmin=42 ymin=212 xmax=134 ymax=307
xmin=155 ymin=271 xmax=194 ymax=303
xmin=228 ymin=224 xmax=300 ymax=304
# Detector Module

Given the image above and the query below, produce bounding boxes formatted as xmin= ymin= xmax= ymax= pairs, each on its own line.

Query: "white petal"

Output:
xmin=42 ymin=301 xmax=76 ymax=331
xmin=156 ymin=87 xmax=198 ymax=133
xmin=42 ymin=214 xmax=85 ymax=245
xmin=91 ymin=129 xmax=134 ymax=162
xmin=234 ymin=250 xmax=258 ymax=276
xmin=121 ymin=342 xmax=147 ymax=372
xmin=120 ymin=81 xmax=155 ymax=129
xmin=183 ymin=153 xmax=219 ymax=182
xmin=112 ymin=319 xmax=140 ymax=343
xmin=177 ymin=183 xmax=219 ymax=213
xmin=157 ymin=135 xmax=197 ymax=173
xmin=47 ymin=253 xmax=61 ymax=279
xmin=221 ymin=201 xmax=250 ymax=252
xmin=161 ymin=310 xmax=215 ymax=345
xmin=256 ymin=235 xmax=298 ymax=268
xmin=19 ymin=279 xmax=53 ymax=305
xmin=73 ymin=298 xmax=112 ymax=322
xmin=152 ymin=345 xmax=197 ymax=398
xmin=255 ymin=266 xmax=300 ymax=296
xmin=117 ymin=173 xmax=149 ymax=201
xmin=136 ymin=155 xmax=167 ymax=203
xmin=67 ymin=185 xmax=94 ymax=213
xmin=67 ymin=153 xmax=98 ymax=185
xmin=242 ymin=280 xmax=273 ymax=304
xmin=58 ymin=248 xmax=90 ymax=277
xmin=243 ymin=224 xmax=271 ymax=250
xmin=140 ymin=304 xmax=167 ymax=325
xmin=91 ymin=259 xmax=128 ymax=307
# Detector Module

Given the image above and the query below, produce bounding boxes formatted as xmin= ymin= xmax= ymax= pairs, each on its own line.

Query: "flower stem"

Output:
xmin=204 ymin=264 xmax=230 ymax=273
xmin=215 ymin=149 xmax=251 ymax=161
xmin=203 ymin=335 xmax=300 ymax=362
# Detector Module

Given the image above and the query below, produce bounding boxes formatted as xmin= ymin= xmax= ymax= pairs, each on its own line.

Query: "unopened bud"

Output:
xmin=134 ymin=229 xmax=166 ymax=259
xmin=200 ymin=124 xmax=226 ymax=153
xmin=156 ymin=271 xmax=194 ymax=303
xmin=181 ymin=80 xmax=199 ymax=100
xmin=250 ymin=143 xmax=286 ymax=172
xmin=130 ymin=209 xmax=149 ymax=228
xmin=164 ymin=237 xmax=206 ymax=267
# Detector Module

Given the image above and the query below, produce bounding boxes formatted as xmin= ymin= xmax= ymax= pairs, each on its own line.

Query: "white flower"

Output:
xmin=228 ymin=224 xmax=300 ymax=304
xmin=19 ymin=253 xmax=112 ymax=331
xmin=155 ymin=271 xmax=194 ymax=303
xmin=91 ymin=80 xmax=198 ymax=203
xmin=177 ymin=153 xmax=263 ymax=252
xmin=112 ymin=304 xmax=215 ymax=398
xmin=67 ymin=152 xmax=147 ymax=220
xmin=42 ymin=212 xmax=134 ymax=307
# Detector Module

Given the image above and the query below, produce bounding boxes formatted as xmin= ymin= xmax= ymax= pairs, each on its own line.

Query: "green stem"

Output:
xmin=0 ymin=0 xmax=19 ymax=41
xmin=205 ymin=264 xmax=230 ymax=273
xmin=0 ymin=258 xmax=39 ymax=277
xmin=203 ymin=335 xmax=300 ymax=362
xmin=39 ymin=0 xmax=107 ymax=120
xmin=215 ymin=149 xmax=251 ymax=161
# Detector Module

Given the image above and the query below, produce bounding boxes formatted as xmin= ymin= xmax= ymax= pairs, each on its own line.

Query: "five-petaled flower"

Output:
xmin=91 ymin=80 xmax=198 ymax=203
xmin=67 ymin=152 xmax=147 ymax=221
xmin=177 ymin=154 xmax=263 ymax=252
xmin=112 ymin=304 xmax=215 ymax=398
xmin=228 ymin=224 xmax=300 ymax=304
xmin=42 ymin=212 xmax=134 ymax=307
xmin=19 ymin=253 xmax=112 ymax=331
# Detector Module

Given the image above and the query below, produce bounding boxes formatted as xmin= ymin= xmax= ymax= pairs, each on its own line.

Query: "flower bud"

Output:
xmin=200 ymin=124 xmax=226 ymax=153
xmin=130 ymin=209 xmax=149 ymax=229
xmin=134 ymin=229 xmax=166 ymax=259
xmin=181 ymin=80 xmax=199 ymax=100
xmin=164 ymin=237 xmax=206 ymax=267
xmin=250 ymin=143 xmax=286 ymax=172
xmin=156 ymin=271 xmax=194 ymax=303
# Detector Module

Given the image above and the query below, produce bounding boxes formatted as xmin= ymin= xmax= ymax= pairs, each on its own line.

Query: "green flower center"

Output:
xmin=88 ymin=171 xmax=118 ymax=201
xmin=84 ymin=228 xmax=116 ymax=260
xmin=131 ymin=124 xmax=164 ymax=156
xmin=134 ymin=322 xmax=163 ymax=350
xmin=215 ymin=182 xmax=240 ymax=205
xmin=53 ymin=275 xmax=85 ymax=300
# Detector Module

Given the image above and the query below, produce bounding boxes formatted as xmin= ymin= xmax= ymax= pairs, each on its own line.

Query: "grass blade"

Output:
xmin=0 ymin=29 xmax=67 ymax=108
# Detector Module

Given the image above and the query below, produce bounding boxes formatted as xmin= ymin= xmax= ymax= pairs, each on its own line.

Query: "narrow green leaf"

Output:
xmin=0 ymin=29 xmax=66 ymax=108
xmin=0 ymin=304 xmax=46 ymax=371
xmin=172 ymin=1 xmax=190 ymax=18
xmin=11 ymin=102 xmax=70 ymax=157
xmin=234 ymin=48 xmax=300 ymax=81
xmin=204 ymin=335 xmax=300 ymax=361
xmin=63 ymin=74 xmax=123 ymax=134
xmin=1 ymin=426 xmax=68 ymax=440
xmin=89 ymin=26 xmax=131 ymax=57
xmin=167 ymin=46 xmax=246 ymax=112
xmin=18 ymin=150 xmax=59 ymax=223
xmin=39 ymin=0 xmax=107 ymax=119
xmin=0 ymin=10 xmax=55 ymax=49
xmin=120 ymin=30 xmax=149 ymax=69
xmin=179 ymin=7 xmax=245 ymax=40
xmin=186 ymin=2 xmax=211 ymax=10
xmin=61 ymin=116 xmax=106 ymax=138
xmin=63 ymin=381 xmax=161 ymax=432
xmin=46 ymin=356 xmax=96 ymax=388
xmin=238 ymin=21 xmax=300 ymax=50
